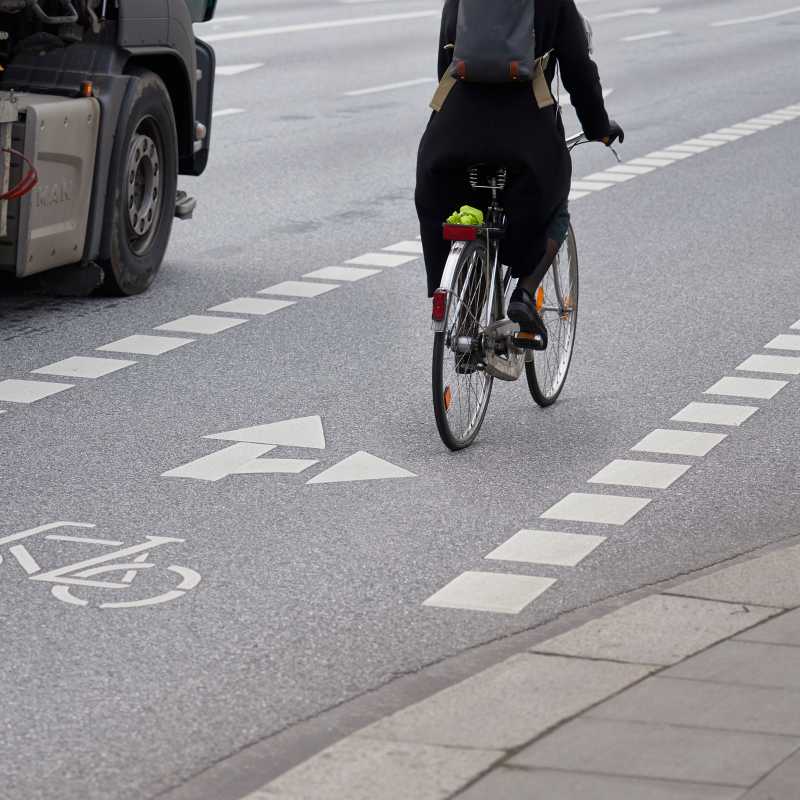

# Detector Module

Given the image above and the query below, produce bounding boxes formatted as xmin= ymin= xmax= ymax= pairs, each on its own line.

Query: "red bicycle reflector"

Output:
xmin=443 ymin=224 xmax=477 ymax=241
xmin=432 ymin=290 xmax=447 ymax=322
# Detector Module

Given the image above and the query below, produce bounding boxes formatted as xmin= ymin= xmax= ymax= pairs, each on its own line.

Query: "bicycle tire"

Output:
xmin=526 ymin=224 xmax=579 ymax=407
xmin=432 ymin=239 xmax=494 ymax=451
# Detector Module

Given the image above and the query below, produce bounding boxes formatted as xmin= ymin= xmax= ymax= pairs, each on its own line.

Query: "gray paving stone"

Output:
xmin=668 ymin=545 xmax=800 ymax=608
xmin=246 ymin=736 xmax=501 ymax=800
xmin=457 ymin=767 xmax=743 ymax=800
xmin=666 ymin=641 xmax=800 ymax=690
xmin=588 ymin=676 xmax=800 ymax=735
xmin=363 ymin=653 xmax=651 ymax=750
xmin=739 ymin=748 xmax=800 ymax=799
xmin=533 ymin=595 xmax=779 ymax=665
xmin=736 ymin=608 xmax=800 ymax=646
xmin=510 ymin=718 xmax=799 ymax=786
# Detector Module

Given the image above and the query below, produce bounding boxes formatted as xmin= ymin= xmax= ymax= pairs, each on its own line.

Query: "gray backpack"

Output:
xmin=450 ymin=0 xmax=537 ymax=83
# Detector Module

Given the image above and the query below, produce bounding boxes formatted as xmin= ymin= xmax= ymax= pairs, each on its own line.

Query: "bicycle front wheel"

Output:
xmin=432 ymin=240 xmax=494 ymax=451
xmin=526 ymin=224 xmax=579 ymax=407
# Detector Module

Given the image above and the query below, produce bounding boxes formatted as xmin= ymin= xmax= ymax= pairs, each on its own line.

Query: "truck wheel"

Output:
xmin=101 ymin=67 xmax=178 ymax=296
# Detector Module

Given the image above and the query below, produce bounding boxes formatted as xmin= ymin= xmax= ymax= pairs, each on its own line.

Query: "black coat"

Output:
xmin=416 ymin=0 xmax=611 ymax=295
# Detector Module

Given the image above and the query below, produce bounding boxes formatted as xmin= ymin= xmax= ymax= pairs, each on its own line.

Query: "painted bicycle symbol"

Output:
xmin=0 ymin=522 xmax=201 ymax=609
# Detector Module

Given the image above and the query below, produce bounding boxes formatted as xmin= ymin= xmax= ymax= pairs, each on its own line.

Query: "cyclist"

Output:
xmin=416 ymin=0 xmax=624 ymax=345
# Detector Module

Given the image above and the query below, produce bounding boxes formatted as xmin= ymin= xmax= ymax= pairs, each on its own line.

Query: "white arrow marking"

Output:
xmin=234 ymin=458 xmax=319 ymax=475
xmin=205 ymin=417 xmax=326 ymax=450
xmin=163 ymin=443 xmax=276 ymax=481
xmin=216 ymin=63 xmax=264 ymax=77
xmin=307 ymin=452 xmax=416 ymax=484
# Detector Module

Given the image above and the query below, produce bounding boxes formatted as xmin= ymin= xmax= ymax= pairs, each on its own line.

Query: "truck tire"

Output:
xmin=100 ymin=67 xmax=179 ymax=295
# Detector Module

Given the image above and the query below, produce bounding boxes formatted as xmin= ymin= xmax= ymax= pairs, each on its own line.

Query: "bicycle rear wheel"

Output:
xmin=433 ymin=240 xmax=494 ymax=450
xmin=526 ymin=224 xmax=579 ymax=407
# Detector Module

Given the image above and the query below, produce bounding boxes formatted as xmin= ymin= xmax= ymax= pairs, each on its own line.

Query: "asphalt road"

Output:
xmin=1 ymin=1 xmax=799 ymax=798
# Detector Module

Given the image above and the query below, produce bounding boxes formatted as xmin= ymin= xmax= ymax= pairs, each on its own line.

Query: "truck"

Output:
xmin=0 ymin=0 xmax=217 ymax=295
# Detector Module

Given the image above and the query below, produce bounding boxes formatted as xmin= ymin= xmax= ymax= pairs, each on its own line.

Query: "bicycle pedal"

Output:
xmin=513 ymin=332 xmax=546 ymax=351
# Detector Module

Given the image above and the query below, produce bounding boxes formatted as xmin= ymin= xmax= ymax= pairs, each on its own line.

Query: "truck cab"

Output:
xmin=0 ymin=0 xmax=217 ymax=295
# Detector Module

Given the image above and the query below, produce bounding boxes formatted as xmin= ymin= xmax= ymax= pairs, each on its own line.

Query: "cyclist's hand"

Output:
xmin=602 ymin=120 xmax=625 ymax=147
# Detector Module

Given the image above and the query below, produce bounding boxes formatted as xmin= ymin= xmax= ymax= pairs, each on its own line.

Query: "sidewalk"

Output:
xmin=249 ymin=542 xmax=800 ymax=800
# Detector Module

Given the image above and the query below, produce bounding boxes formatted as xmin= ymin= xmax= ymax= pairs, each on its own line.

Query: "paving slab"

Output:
xmin=533 ymin=594 xmax=779 ymax=665
xmin=510 ymin=718 xmax=800 ymax=786
xmin=363 ymin=653 xmax=650 ymax=750
xmin=245 ymin=736 xmax=501 ymax=800
xmin=457 ymin=767 xmax=743 ymax=800
xmin=739 ymin=749 xmax=800 ymax=800
xmin=736 ymin=608 xmax=800 ymax=646
xmin=667 ymin=545 xmax=800 ymax=607
xmin=666 ymin=641 xmax=800 ymax=690
xmin=588 ymin=676 xmax=800 ymax=735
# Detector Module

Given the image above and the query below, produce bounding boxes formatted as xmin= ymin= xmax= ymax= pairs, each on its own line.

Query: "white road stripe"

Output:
xmin=737 ymin=354 xmax=800 ymax=375
xmin=486 ymin=530 xmax=606 ymax=567
xmin=717 ymin=127 xmax=755 ymax=136
xmin=632 ymin=429 xmax=727 ymax=457
xmin=591 ymin=8 xmax=661 ymax=22
xmin=258 ymin=281 xmax=340 ymax=298
xmin=216 ymin=64 xmax=263 ymax=77
xmin=705 ymin=377 xmax=787 ymax=400
xmin=32 ymin=356 xmax=136 ymax=379
xmin=588 ymin=459 xmax=691 ymax=490
xmin=0 ymin=379 xmax=73 ymax=404
xmin=163 ymin=443 xmax=276 ymax=482
xmin=765 ymin=334 xmax=800 ymax=351
xmin=569 ymin=190 xmax=591 ymax=200
xmin=671 ymin=402 xmax=759 ymax=427
xmin=666 ymin=144 xmax=710 ymax=154
xmin=98 ymin=335 xmax=194 ymax=356
xmin=213 ymin=108 xmax=246 ymax=118
xmin=582 ymin=171 xmax=635 ymax=183
xmin=647 ymin=149 xmax=692 ymax=160
xmin=423 ymin=571 xmax=556 ymax=614
xmin=702 ymin=132 xmax=741 ymax=141
xmin=346 ymin=252 xmax=418 ymax=268
xmin=304 ymin=266 xmax=380 ymax=282
xmin=156 ymin=315 xmax=248 ymax=335
xmin=384 ymin=240 xmax=424 ymax=254
xmin=345 ymin=78 xmax=434 ymax=97
xmin=627 ymin=157 xmax=675 ymax=167
xmin=204 ymin=10 xmax=440 ymax=43
xmin=684 ymin=137 xmax=725 ymax=148
xmin=571 ymin=179 xmax=614 ymax=191
xmin=607 ymin=164 xmax=655 ymax=175
xmin=622 ymin=29 xmax=672 ymax=42
xmin=208 ymin=297 xmax=296 ymax=316
xmin=712 ymin=6 xmax=800 ymax=27
xmin=541 ymin=493 xmax=651 ymax=526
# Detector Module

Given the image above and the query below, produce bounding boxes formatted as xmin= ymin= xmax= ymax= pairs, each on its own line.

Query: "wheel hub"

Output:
xmin=126 ymin=132 xmax=161 ymax=246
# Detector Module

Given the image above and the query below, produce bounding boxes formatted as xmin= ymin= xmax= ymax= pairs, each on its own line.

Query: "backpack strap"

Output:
xmin=532 ymin=51 xmax=555 ymax=109
xmin=430 ymin=71 xmax=458 ymax=112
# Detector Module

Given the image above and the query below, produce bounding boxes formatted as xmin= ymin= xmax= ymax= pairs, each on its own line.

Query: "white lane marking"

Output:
xmin=733 ymin=122 xmax=773 ymax=131
xmin=304 ymin=266 xmax=381 ymax=281
xmin=591 ymin=8 xmax=662 ymax=21
xmin=346 ymin=252 xmax=418 ymax=268
xmin=701 ymin=132 xmax=741 ymax=142
xmin=717 ymin=127 xmax=754 ymax=137
xmin=631 ymin=429 xmax=727 ymax=457
xmin=792 ymin=320 xmax=800 ymax=330
xmin=582 ymin=171 xmax=635 ymax=183
xmin=607 ymin=164 xmax=655 ymax=175
xmin=344 ymin=77 xmax=434 ymax=97
xmin=712 ymin=6 xmax=800 ymax=27
xmin=233 ymin=457 xmax=319 ymax=475
xmin=705 ymin=376 xmax=787 ymax=399
xmin=162 ymin=443 xmax=276 ymax=481
xmin=258 ymin=280 xmax=340 ymax=298
xmin=205 ymin=417 xmax=326 ymax=450
xmin=737 ymin=354 xmax=800 ymax=375
xmin=212 ymin=108 xmax=246 ymax=119
xmin=208 ymin=297 xmax=296 ymax=316
xmin=97 ymin=335 xmax=194 ymax=356
xmin=155 ymin=315 xmax=248 ymax=335
xmin=765 ymin=334 xmax=800 ymax=351
xmin=671 ymin=402 xmax=759 ymax=427
xmin=684 ymin=137 xmax=725 ymax=148
xmin=571 ymin=179 xmax=614 ymax=191
xmin=569 ymin=190 xmax=591 ymax=200
xmin=423 ymin=571 xmax=556 ymax=615
xmin=647 ymin=149 xmax=692 ymax=160
xmin=383 ymin=240 xmax=424 ymax=254
xmin=627 ymin=157 xmax=675 ymax=167
xmin=204 ymin=10 xmax=440 ymax=43
xmin=31 ymin=356 xmax=136 ymax=380
xmin=307 ymin=451 xmax=416 ymax=484
xmin=622 ymin=29 xmax=672 ymax=42
xmin=666 ymin=144 xmax=710 ymax=154
xmin=216 ymin=64 xmax=263 ymax=77
xmin=45 ymin=534 xmax=123 ymax=546
xmin=486 ymin=530 xmax=606 ymax=567
xmin=588 ymin=459 xmax=691 ymax=490
xmin=541 ymin=493 xmax=651 ymax=526
xmin=748 ymin=117 xmax=781 ymax=126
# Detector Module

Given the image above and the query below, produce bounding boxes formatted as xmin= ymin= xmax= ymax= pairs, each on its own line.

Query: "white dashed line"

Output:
xmin=712 ymin=6 xmax=800 ymax=27
xmin=705 ymin=376 xmax=787 ymax=399
xmin=588 ymin=459 xmax=691 ymax=490
xmin=765 ymin=334 xmax=800 ymax=351
xmin=792 ymin=320 xmax=800 ymax=330
xmin=737 ymin=354 xmax=800 ymax=375
xmin=215 ymin=64 xmax=263 ymax=77
xmin=162 ymin=443 xmax=276 ymax=482
xmin=98 ymin=335 xmax=195 ymax=356
xmin=423 ymin=572 xmax=557 ymax=615
xmin=607 ymin=164 xmax=655 ymax=175
xmin=344 ymin=78 xmax=434 ymax=97
xmin=591 ymin=8 xmax=662 ymax=22
xmin=383 ymin=240 xmax=424 ymax=254
xmin=628 ymin=156 xmax=675 ymax=167
xmin=258 ymin=281 xmax=340 ymax=298
xmin=571 ymin=179 xmax=614 ymax=191
xmin=541 ymin=493 xmax=652 ymax=526
xmin=647 ymin=149 xmax=692 ymax=160
xmin=32 ymin=356 xmax=136 ymax=380
xmin=212 ymin=108 xmax=246 ymax=119
xmin=0 ymin=379 xmax=73 ymax=404
xmin=622 ymin=29 xmax=672 ymax=42
xmin=346 ymin=252 xmax=418 ymax=268
xmin=631 ymin=429 xmax=727 ymax=457
xmin=155 ymin=315 xmax=249 ymax=335
xmin=304 ymin=266 xmax=380 ymax=281
xmin=583 ymin=171 xmax=635 ymax=183
xmin=486 ymin=530 xmax=607 ymax=567
xmin=207 ymin=297 xmax=296 ymax=316
xmin=670 ymin=402 xmax=759 ymax=427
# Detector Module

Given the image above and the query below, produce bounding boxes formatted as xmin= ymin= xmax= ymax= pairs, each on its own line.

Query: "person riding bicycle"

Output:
xmin=416 ymin=0 xmax=624 ymax=345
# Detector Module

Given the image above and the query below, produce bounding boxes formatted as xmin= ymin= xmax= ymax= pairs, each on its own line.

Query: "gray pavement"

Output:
xmin=1 ymin=0 xmax=800 ymax=797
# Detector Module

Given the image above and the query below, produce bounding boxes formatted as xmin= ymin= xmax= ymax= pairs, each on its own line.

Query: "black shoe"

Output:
xmin=508 ymin=287 xmax=548 ymax=350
